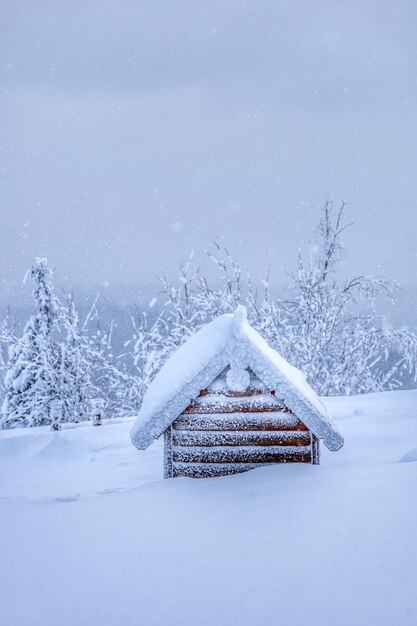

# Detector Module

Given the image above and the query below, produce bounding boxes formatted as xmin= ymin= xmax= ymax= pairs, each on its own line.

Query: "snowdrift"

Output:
xmin=0 ymin=389 xmax=416 ymax=626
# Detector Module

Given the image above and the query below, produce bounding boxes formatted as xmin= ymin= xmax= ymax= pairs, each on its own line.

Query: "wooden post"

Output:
xmin=50 ymin=399 xmax=62 ymax=431
xmin=312 ymin=434 xmax=320 ymax=464
xmin=163 ymin=426 xmax=173 ymax=479
xmin=91 ymin=398 xmax=104 ymax=426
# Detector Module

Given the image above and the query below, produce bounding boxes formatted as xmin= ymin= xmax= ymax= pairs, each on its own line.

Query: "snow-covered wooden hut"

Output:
xmin=130 ymin=306 xmax=343 ymax=478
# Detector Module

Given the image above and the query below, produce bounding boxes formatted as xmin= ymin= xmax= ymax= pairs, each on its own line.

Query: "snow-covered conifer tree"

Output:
xmin=57 ymin=293 xmax=93 ymax=422
xmin=0 ymin=308 xmax=16 ymax=408
xmin=0 ymin=259 xmax=60 ymax=428
xmin=1 ymin=263 xmax=143 ymax=427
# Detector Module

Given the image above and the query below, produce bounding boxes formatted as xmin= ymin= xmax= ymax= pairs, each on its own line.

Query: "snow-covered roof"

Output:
xmin=130 ymin=306 xmax=344 ymax=452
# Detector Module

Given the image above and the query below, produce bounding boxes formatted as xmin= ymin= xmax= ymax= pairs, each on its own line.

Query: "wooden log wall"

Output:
xmin=164 ymin=379 xmax=320 ymax=478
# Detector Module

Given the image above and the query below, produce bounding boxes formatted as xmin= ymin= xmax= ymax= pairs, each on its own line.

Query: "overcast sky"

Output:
xmin=1 ymin=0 xmax=417 ymax=303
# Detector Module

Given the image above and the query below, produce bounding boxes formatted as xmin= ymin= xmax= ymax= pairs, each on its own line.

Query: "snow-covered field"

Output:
xmin=0 ymin=390 xmax=416 ymax=626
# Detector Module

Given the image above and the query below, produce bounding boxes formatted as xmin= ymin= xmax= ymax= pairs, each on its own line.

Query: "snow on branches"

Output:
xmin=1 ymin=259 xmax=61 ymax=427
xmin=148 ymin=201 xmax=417 ymax=396
xmin=1 ymin=202 xmax=416 ymax=429
xmin=0 ymin=260 xmax=138 ymax=429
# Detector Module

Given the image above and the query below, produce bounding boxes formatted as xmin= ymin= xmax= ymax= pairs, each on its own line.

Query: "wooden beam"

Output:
xmin=172 ymin=462 xmax=260 ymax=478
xmin=312 ymin=434 xmax=320 ymax=465
xmin=184 ymin=404 xmax=289 ymax=414
xmin=173 ymin=413 xmax=309 ymax=432
xmin=172 ymin=445 xmax=312 ymax=464
xmin=172 ymin=430 xmax=311 ymax=447
xmin=199 ymin=388 xmax=274 ymax=398
xmin=163 ymin=427 xmax=173 ymax=479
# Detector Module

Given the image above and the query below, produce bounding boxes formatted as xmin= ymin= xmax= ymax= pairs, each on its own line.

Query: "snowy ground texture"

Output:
xmin=1 ymin=390 xmax=416 ymax=626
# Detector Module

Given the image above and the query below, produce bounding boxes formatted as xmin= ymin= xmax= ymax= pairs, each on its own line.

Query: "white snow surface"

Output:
xmin=0 ymin=389 xmax=416 ymax=626
xmin=132 ymin=312 xmax=233 ymax=441
xmin=131 ymin=307 xmax=343 ymax=451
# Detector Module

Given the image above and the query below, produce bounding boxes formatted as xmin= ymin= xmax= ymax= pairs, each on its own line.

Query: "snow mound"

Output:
xmin=400 ymin=448 xmax=417 ymax=463
xmin=0 ymin=390 xmax=416 ymax=626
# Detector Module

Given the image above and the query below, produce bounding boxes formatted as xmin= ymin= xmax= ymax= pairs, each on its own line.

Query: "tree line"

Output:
xmin=1 ymin=201 xmax=416 ymax=429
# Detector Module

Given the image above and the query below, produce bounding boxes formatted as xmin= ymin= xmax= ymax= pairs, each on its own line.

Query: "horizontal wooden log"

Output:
xmin=185 ymin=403 xmax=288 ymax=414
xmin=172 ymin=430 xmax=311 ymax=447
xmin=173 ymin=413 xmax=308 ymax=432
xmin=203 ymin=388 xmax=271 ymax=398
xmin=173 ymin=462 xmax=259 ymax=478
xmin=172 ymin=445 xmax=312 ymax=464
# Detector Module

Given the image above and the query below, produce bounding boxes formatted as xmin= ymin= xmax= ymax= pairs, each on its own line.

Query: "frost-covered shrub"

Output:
xmin=147 ymin=202 xmax=417 ymax=396
xmin=1 ymin=203 xmax=416 ymax=429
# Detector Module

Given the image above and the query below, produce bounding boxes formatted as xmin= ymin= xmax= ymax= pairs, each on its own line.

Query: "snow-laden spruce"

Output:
xmin=1 ymin=259 xmax=62 ymax=428
xmin=0 ymin=259 xmax=95 ymax=428
xmin=131 ymin=306 xmax=343 ymax=452
xmin=0 ymin=259 xmax=140 ymax=429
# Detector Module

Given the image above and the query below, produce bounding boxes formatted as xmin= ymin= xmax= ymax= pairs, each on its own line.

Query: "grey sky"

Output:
xmin=1 ymin=0 xmax=417 ymax=302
